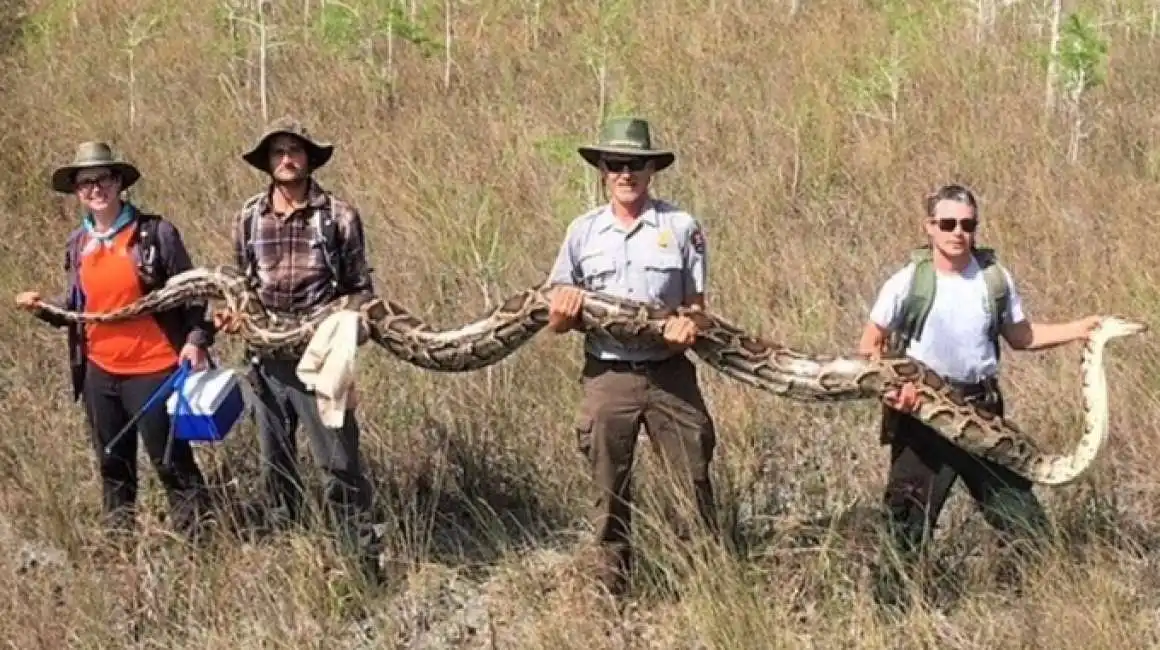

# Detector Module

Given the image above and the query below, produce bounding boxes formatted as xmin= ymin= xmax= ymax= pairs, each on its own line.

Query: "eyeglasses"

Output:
xmin=930 ymin=218 xmax=978 ymax=233
xmin=602 ymin=158 xmax=648 ymax=173
xmin=75 ymin=174 xmax=114 ymax=191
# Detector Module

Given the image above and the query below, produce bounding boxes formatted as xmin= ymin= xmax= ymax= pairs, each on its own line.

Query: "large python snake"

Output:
xmin=26 ymin=266 xmax=1146 ymax=486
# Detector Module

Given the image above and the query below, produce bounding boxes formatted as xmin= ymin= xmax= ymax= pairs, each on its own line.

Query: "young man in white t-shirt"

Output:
xmin=857 ymin=183 xmax=1100 ymax=604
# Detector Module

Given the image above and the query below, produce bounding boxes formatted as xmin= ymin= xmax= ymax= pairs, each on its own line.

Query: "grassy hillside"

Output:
xmin=2 ymin=0 xmax=1160 ymax=646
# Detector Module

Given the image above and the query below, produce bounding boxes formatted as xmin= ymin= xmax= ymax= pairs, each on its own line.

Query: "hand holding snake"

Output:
xmin=20 ymin=265 xmax=1147 ymax=486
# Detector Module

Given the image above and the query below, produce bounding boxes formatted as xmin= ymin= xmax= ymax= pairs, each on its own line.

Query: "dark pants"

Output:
xmin=249 ymin=357 xmax=382 ymax=572
xmin=876 ymin=379 xmax=1051 ymax=603
xmin=81 ymin=361 xmax=210 ymax=538
xmin=572 ymin=353 xmax=719 ymax=596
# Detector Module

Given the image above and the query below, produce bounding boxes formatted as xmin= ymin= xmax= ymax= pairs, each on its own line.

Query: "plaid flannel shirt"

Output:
xmin=232 ymin=180 xmax=375 ymax=316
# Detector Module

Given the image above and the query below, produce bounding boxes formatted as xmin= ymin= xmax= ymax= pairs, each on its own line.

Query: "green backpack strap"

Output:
xmin=880 ymin=246 xmax=935 ymax=443
xmin=890 ymin=245 xmax=1008 ymax=357
xmin=974 ymin=246 xmax=1010 ymax=359
xmin=890 ymin=246 xmax=936 ymax=355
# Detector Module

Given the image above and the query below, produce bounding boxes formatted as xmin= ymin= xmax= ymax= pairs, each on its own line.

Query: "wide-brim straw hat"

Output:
xmin=242 ymin=117 xmax=335 ymax=174
xmin=50 ymin=141 xmax=141 ymax=194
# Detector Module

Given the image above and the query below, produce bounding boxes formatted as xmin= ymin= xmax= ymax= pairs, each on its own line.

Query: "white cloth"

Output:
xmin=296 ymin=310 xmax=363 ymax=428
xmin=868 ymin=257 xmax=1027 ymax=384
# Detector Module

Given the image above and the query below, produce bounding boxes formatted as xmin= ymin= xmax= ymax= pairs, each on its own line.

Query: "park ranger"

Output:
xmin=546 ymin=116 xmax=719 ymax=599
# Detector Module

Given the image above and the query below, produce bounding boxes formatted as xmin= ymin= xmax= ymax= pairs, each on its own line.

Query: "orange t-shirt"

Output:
xmin=77 ymin=226 xmax=179 ymax=375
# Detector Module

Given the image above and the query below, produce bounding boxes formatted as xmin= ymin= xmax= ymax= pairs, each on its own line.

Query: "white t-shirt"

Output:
xmin=869 ymin=257 xmax=1027 ymax=383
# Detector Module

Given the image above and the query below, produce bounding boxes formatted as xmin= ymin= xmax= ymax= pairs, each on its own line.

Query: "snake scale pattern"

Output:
xmin=28 ymin=266 xmax=1146 ymax=486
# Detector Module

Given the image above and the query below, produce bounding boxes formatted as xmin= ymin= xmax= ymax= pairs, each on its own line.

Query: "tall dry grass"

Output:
xmin=2 ymin=0 xmax=1160 ymax=647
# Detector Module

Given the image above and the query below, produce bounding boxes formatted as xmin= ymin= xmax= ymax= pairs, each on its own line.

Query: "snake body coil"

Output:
xmin=30 ymin=266 xmax=1146 ymax=486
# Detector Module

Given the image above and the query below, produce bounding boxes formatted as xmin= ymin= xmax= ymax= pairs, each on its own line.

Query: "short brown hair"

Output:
xmin=924 ymin=183 xmax=978 ymax=219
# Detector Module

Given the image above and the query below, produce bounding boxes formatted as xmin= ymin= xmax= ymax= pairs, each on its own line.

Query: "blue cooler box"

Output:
xmin=166 ymin=368 xmax=246 ymax=443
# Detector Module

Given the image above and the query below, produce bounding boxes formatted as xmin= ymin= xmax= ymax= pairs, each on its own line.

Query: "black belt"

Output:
xmin=948 ymin=376 xmax=1000 ymax=399
xmin=584 ymin=355 xmax=681 ymax=373
xmin=246 ymin=344 xmax=307 ymax=364
xmin=879 ymin=375 xmax=1002 ymax=445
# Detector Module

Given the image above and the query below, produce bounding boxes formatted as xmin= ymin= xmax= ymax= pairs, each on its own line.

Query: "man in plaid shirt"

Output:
xmin=223 ymin=117 xmax=384 ymax=586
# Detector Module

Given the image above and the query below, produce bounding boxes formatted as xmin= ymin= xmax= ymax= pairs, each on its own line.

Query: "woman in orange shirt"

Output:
xmin=16 ymin=142 xmax=216 ymax=543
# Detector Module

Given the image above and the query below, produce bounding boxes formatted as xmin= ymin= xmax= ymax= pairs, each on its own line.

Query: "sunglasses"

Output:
xmin=930 ymin=218 xmax=978 ymax=233
xmin=601 ymin=158 xmax=649 ymax=173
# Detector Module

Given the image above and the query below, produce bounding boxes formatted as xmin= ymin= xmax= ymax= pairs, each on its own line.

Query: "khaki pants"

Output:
xmin=571 ymin=354 xmax=718 ymax=595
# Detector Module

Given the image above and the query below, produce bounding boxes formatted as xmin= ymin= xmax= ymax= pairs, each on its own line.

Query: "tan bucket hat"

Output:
xmin=242 ymin=117 xmax=335 ymax=174
xmin=51 ymin=141 xmax=142 ymax=194
xmin=577 ymin=116 xmax=675 ymax=171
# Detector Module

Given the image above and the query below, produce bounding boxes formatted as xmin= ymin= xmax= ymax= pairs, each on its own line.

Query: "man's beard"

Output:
xmin=273 ymin=170 xmax=309 ymax=187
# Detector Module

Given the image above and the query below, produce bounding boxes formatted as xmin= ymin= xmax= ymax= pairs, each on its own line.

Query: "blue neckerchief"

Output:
xmin=81 ymin=203 xmax=136 ymax=254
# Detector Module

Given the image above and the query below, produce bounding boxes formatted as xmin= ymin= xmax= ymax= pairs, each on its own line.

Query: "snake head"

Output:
xmin=1097 ymin=315 xmax=1149 ymax=339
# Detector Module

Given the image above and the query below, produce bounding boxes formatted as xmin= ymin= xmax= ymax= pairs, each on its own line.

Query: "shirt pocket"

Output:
xmin=578 ymin=252 xmax=616 ymax=291
xmin=252 ymin=235 xmax=283 ymax=272
xmin=642 ymin=254 xmax=684 ymax=298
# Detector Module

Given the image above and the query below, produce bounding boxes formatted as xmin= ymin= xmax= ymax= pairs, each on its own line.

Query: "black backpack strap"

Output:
xmin=64 ymin=229 xmax=82 ymax=272
xmin=312 ymin=197 xmax=342 ymax=288
xmin=238 ymin=193 xmax=265 ymax=288
xmin=243 ymin=211 xmax=255 ymax=280
xmin=64 ymin=228 xmax=86 ymax=306
xmin=130 ymin=212 xmax=163 ymax=290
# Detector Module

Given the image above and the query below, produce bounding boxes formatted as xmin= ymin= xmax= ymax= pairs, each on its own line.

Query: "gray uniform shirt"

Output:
xmin=548 ymin=198 xmax=708 ymax=362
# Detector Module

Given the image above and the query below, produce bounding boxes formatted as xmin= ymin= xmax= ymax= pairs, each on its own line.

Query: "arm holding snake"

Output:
xmin=1002 ymin=317 xmax=1101 ymax=352
xmin=15 ymin=264 xmax=1148 ymax=487
xmin=15 ymin=230 xmax=85 ymax=329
